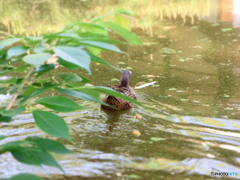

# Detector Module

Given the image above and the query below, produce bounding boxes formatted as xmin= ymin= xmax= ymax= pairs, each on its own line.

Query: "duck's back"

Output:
xmin=101 ymin=85 xmax=136 ymax=110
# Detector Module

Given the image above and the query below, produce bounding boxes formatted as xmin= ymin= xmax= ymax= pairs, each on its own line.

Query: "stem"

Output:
xmin=6 ymin=66 xmax=35 ymax=111
xmin=5 ymin=92 xmax=20 ymax=111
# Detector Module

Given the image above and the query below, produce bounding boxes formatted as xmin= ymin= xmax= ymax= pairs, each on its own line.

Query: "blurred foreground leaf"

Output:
xmin=32 ymin=110 xmax=72 ymax=142
xmin=9 ymin=173 xmax=42 ymax=180
xmin=37 ymin=96 xmax=85 ymax=112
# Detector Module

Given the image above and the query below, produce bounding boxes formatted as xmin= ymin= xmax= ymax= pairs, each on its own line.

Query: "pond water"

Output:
xmin=1 ymin=0 xmax=240 ymax=179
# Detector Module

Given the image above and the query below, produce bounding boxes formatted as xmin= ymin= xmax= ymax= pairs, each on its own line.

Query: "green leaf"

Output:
xmin=7 ymin=45 xmax=28 ymax=58
xmin=11 ymin=148 xmax=41 ymax=166
xmin=85 ymin=46 xmax=102 ymax=55
xmin=55 ymin=32 xmax=80 ymax=39
xmin=62 ymin=76 xmax=92 ymax=85
xmin=33 ymin=64 xmax=55 ymax=78
xmin=95 ymin=86 xmax=142 ymax=106
xmin=0 ymin=38 xmax=20 ymax=51
xmin=23 ymin=53 xmax=51 ymax=69
xmin=27 ymin=137 xmax=72 ymax=154
xmin=28 ymin=83 xmax=56 ymax=97
xmin=0 ymin=65 xmax=28 ymax=76
xmin=1 ymin=106 xmax=25 ymax=117
xmin=35 ymin=78 xmax=52 ymax=84
xmin=55 ymin=87 xmax=104 ymax=105
xmin=68 ymin=22 xmax=109 ymax=31
xmin=58 ymin=59 xmax=80 ymax=70
xmin=0 ymin=115 xmax=12 ymax=122
xmin=114 ymin=14 xmax=130 ymax=30
xmin=37 ymin=96 xmax=85 ymax=112
xmin=9 ymin=173 xmax=43 ymax=180
xmin=42 ymin=31 xmax=80 ymax=39
xmin=20 ymin=84 xmax=56 ymax=105
xmin=115 ymin=9 xmax=134 ymax=16
xmin=79 ymin=40 xmax=126 ymax=54
xmin=62 ymin=73 xmax=91 ymax=83
xmin=53 ymin=46 xmax=91 ymax=73
xmin=77 ymin=88 xmax=101 ymax=100
xmin=0 ymin=135 xmax=7 ymax=141
xmin=67 ymin=22 xmax=109 ymax=35
xmin=58 ymin=73 xmax=84 ymax=82
xmin=0 ymin=78 xmax=18 ymax=84
xmin=33 ymin=44 xmax=47 ymax=53
xmin=32 ymin=110 xmax=72 ymax=142
xmin=88 ymin=52 xmax=111 ymax=66
xmin=80 ymin=37 xmax=123 ymax=44
xmin=0 ymin=140 xmax=23 ymax=150
xmin=0 ymin=64 xmax=15 ymax=69
xmin=24 ymin=36 xmax=42 ymax=43
xmin=77 ymin=32 xmax=107 ymax=39
xmin=102 ymin=22 xmax=142 ymax=45
xmin=11 ymin=147 xmax=63 ymax=171
xmin=22 ymin=86 xmax=38 ymax=96
xmin=0 ymin=87 xmax=8 ymax=94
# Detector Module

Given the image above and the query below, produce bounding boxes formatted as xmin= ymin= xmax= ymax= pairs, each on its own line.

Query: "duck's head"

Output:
xmin=120 ymin=70 xmax=132 ymax=87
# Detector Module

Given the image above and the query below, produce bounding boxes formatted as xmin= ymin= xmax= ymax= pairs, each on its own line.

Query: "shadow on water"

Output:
xmin=1 ymin=0 xmax=240 ymax=179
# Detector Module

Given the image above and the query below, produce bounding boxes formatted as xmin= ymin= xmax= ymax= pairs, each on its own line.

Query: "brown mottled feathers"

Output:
xmin=101 ymin=70 xmax=136 ymax=110
xmin=101 ymin=85 xmax=137 ymax=110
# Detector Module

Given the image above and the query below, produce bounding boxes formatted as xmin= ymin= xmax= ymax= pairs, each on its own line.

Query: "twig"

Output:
xmin=5 ymin=92 xmax=20 ymax=111
xmin=5 ymin=66 xmax=35 ymax=111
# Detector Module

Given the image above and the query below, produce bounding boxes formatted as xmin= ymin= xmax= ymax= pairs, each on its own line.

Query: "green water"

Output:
xmin=0 ymin=0 xmax=240 ymax=179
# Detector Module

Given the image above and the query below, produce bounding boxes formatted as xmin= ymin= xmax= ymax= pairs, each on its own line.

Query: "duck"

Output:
xmin=101 ymin=70 xmax=137 ymax=110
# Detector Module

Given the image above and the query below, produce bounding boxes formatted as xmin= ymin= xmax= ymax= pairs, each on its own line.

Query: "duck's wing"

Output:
xmin=101 ymin=85 xmax=136 ymax=110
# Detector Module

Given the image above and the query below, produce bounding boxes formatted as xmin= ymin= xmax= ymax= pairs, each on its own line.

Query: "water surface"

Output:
xmin=0 ymin=0 xmax=240 ymax=179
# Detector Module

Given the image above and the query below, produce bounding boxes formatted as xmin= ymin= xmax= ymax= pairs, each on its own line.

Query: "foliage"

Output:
xmin=0 ymin=11 xmax=142 ymax=179
xmin=9 ymin=173 xmax=43 ymax=180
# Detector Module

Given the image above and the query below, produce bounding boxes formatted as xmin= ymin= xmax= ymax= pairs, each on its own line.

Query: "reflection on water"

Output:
xmin=1 ymin=0 xmax=240 ymax=179
xmin=1 ymin=101 xmax=240 ymax=179
xmin=1 ymin=0 xmax=240 ymax=34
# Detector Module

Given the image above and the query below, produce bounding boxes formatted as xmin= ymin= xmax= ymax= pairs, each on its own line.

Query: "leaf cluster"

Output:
xmin=0 ymin=17 xmax=142 ymax=179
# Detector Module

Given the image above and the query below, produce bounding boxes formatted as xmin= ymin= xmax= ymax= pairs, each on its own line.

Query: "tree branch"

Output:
xmin=6 ymin=66 xmax=35 ymax=110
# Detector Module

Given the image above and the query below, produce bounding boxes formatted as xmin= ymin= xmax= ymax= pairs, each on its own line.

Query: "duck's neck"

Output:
xmin=120 ymin=75 xmax=129 ymax=87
